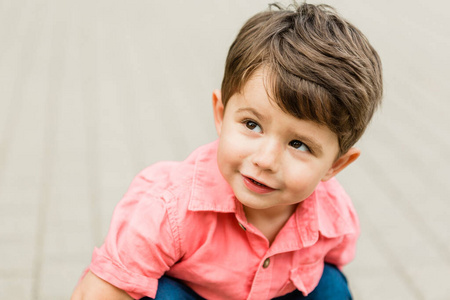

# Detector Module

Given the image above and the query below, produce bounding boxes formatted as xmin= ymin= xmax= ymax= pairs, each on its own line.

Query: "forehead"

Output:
xmin=236 ymin=68 xmax=280 ymax=110
xmin=236 ymin=67 xmax=305 ymax=118
xmin=241 ymin=70 xmax=272 ymax=101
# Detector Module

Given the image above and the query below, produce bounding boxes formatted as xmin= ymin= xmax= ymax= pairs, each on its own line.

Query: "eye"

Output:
xmin=244 ymin=120 xmax=262 ymax=133
xmin=289 ymin=140 xmax=310 ymax=152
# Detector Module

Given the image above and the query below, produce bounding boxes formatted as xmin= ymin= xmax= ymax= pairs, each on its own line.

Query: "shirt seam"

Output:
xmin=162 ymin=189 xmax=184 ymax=260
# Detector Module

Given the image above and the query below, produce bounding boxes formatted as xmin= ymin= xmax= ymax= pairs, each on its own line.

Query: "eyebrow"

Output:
xmin=236 ymin=107 xmax=324 ymax=155
xmin=235 ymin=107 xmax=267 ymax=122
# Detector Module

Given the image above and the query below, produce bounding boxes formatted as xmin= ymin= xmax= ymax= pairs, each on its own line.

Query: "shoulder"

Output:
xmin=315 ymin=178 xmax=354 ymax=209
xmin=117 ymin=141 xmax=223 ymax=228
xmin=133 ymin=141 xmax=219 ymax=198
xmin=316 ymin=178 xmax=352 ymax=205
xmin=102 ymin=142 xmax=220 ymax=256
xmin=314 ymin=178 xmax=359 ymax=237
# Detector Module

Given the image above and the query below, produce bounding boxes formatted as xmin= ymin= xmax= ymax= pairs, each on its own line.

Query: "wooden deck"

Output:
xmin=1 ymin=0 xmax=449 ymax=299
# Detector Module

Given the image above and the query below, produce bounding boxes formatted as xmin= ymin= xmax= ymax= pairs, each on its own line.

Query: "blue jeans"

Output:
xmin=142 ymin=263 xmax=352 ymax=300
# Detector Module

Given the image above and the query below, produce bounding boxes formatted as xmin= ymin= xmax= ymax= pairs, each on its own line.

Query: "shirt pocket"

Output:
xmin=278 ymin=260 xmax=324 ymax=297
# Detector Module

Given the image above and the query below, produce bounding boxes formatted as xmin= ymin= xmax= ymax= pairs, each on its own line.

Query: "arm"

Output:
xmin=71 ymin=270 xmax=133 ymax=300
xmin=74 ymin=167 xmax=183 ymax=299
xmin=324 ymin=232 xmax=358 ymax=269
xmin=322 ymin=179 xmax=360 ymax=269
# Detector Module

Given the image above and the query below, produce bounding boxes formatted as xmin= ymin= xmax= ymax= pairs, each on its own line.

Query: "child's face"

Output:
xmin=213 ymin=70 xmax=359 ymax=216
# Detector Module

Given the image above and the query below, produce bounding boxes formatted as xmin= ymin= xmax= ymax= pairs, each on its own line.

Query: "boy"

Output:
xmin=72 ymin=2 xmax=382 ymax=300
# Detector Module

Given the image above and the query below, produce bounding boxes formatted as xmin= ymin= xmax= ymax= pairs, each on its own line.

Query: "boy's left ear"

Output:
xmin=321 ymin=147 xmax=361 ymax=181
xmin=212 ymin=89 xmax=225 ymax=136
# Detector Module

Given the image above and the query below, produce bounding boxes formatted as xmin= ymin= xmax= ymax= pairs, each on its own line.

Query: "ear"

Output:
xmin=321 ymin=147 xmax=361 ymax=181
xmin=212 ymin=89 xmax=225 ymax=136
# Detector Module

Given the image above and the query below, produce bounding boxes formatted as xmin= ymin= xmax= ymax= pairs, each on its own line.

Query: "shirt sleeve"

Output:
xmin=324 ymin=230 xmax=359 ymax=269
xmin=321 ymin=179 xmax=360 ymax=269
xmin=323 ymin=203 xmax=360 ymax=269
xmin=89 ymin=171 xmax=182 ymax=299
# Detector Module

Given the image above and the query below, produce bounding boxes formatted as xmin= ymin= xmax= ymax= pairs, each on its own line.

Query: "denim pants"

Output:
xmin=141 ymin=263 xmax=352 ymax=300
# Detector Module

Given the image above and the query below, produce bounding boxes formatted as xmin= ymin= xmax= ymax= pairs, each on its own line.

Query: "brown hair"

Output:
xmin=221 ymin=2 xmax=383 ymax=155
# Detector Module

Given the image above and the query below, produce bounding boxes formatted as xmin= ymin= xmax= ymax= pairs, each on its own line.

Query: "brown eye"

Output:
xmin=245 ymin=121 xmax=262 ymax=133
xmin=289 ymin=140 xmax=310 ymax=152
xmin=246 ymin=121 xmax=257 ymax=129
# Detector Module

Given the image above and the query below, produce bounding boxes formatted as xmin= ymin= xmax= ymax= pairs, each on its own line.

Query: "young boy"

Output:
xmin=72 ymin=2 xmax=382 ymax=300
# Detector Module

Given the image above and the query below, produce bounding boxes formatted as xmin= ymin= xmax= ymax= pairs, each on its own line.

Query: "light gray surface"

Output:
xmin=1 ymin=0 xmax=449 ymax=299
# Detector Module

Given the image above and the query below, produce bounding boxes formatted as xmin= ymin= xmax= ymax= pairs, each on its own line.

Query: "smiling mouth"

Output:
xmin=242 ymin=175 xmax=275 ymax=194
xmin=248 ymin=177 xmax=268 ymax=187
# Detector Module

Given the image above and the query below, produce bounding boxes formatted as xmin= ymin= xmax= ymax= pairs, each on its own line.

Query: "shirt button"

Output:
xmin=262 ymin=258 xmax=270 ymax=268
xmin=238 ymin=223 xmax=246 ymax=231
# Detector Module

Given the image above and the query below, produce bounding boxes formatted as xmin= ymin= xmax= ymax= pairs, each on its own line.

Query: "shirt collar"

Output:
xmin=187 ymin=140 xmax=356 ymax=244
xmin=291 ymin=179 xmax=357 ymax=248
xmin=188 ymin=140 xmax=236 ymax=213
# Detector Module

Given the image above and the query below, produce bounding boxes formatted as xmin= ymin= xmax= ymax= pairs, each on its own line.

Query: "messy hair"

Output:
xmin=221 ymin=2 xmax=383 ymax=155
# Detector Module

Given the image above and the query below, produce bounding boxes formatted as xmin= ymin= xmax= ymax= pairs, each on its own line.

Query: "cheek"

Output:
xmin=217 ymin=137 xmax=241 ymax=171
xmin=219 ymin=127 xmax=249 ymax=157
xmin=216 ymin=146 xmax=231 ymax=183
xmin=283 ymin=164 xmax=323 ymax=195
xmin=216 ymin=141 xmax=228 ymax=168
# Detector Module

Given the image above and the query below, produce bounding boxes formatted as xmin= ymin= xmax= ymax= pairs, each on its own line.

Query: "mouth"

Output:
xmin=248 ymin=177 xmax=267 ymax=187
xmin=242 ymin=175 xmax=275 ymax=194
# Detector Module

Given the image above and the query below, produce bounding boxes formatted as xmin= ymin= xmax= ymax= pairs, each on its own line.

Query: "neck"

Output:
xmin=244 ymin=204 xmax=298 ymax=245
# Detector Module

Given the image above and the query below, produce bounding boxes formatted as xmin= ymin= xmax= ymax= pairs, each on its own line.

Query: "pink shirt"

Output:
xmin=89 ymin=140 xmax=359 ymax=299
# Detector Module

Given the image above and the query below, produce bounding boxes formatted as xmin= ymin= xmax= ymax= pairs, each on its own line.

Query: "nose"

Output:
xmin=251 ymin=140 xmax=281 ymax=172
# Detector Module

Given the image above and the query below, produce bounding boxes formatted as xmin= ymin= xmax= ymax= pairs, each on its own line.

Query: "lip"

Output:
xmin=242 ymin=175 xmax=276 ymax=194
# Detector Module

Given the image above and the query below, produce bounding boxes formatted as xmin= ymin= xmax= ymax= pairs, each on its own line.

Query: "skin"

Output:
xmin=71 ymin=69 xmax=360 ymax=299
xmin=71 ymin=270 xmax=132 ymax=300
xmin=212 ymin=69 xmax=360 ymax=243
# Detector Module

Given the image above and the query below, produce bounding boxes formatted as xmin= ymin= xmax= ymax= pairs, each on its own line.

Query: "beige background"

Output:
xmin=1 ymin=0 xmax=449 ymax=299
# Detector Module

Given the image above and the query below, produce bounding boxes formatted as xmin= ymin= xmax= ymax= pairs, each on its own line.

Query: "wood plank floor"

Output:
xmin=1 ymin=0 xmax=449 ymax=299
